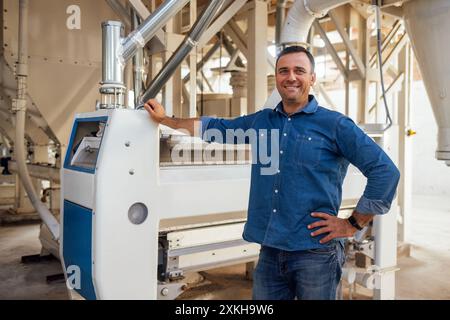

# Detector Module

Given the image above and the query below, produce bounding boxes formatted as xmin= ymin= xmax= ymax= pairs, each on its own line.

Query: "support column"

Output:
xmin=344 ymin=8 xmax=350 ymax=116
xmin=169 ymin=13 xmax=183 ymax=117
xmin=14 ymin=175 xmax=34 ymax=214
xmin=230 ymin=71 xmax=247 ymax=116
xmin=397 ymin=43 xmax=413 ymax=244
xmin=162 ymin=13 xmax=183 ymax=117
xmin=247 ymin=0 xmax=267 ymax=114
xmin=357 ymin=13 xmax=370 ymax=124
xmin=188 ymin=0 xmax=197 ymax=118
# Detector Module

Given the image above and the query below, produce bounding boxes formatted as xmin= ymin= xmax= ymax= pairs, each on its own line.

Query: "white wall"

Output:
xmin=411 ymin=81 xmax=450 ymax=196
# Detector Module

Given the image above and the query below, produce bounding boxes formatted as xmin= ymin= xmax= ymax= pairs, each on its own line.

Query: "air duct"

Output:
xmin=264 ymin=0 xmax=351 ymax=108
xmin=101 ymin=0 xmax=190 ymax=109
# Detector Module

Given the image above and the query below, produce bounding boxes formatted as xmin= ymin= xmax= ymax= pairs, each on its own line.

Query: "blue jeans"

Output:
xmin=252 ymin=242 xmax=345 ymax=300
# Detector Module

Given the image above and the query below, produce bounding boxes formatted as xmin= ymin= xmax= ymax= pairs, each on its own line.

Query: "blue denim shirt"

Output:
xmin=200 ymin=95 xmax=400 ymax=251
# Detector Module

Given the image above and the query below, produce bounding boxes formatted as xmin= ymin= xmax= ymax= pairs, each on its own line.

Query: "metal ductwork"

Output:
xmin=403 ymin=0 xmax=450 ymax=165
xmin=275 ymin=0 xmax=289 ymax=53
xmin=139 ymin=0 xmax=228 ymax=105
xmin=100 ymin=0 xmax=190 ymax=108
xmin=280 ymin=0 xmax=351 ymax=46
xmin=264 ymin=0 xmax=351 ymax=108
xmin=120 ymin=0 xmax=190 ymax=63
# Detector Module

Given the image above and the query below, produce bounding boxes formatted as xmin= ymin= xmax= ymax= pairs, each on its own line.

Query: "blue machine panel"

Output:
xmin=63 ymin=200 xmax=96 ymax=300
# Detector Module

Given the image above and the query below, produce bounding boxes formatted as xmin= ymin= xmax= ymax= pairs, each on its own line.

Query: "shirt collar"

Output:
xmin=274 ymin=95 xmax=319 ymax=116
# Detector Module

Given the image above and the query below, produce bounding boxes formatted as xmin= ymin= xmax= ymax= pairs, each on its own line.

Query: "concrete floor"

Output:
xmin=0 ymin=194 xmax=449 ymax=300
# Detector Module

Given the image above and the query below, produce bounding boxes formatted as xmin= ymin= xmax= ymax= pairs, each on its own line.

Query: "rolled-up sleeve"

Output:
xmin=336 ymin=117 xmax=400 ymax=215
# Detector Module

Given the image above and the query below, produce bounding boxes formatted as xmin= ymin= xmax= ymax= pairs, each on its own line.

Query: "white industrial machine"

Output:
xmin=60 ymin=108 xmax=259 ymax=299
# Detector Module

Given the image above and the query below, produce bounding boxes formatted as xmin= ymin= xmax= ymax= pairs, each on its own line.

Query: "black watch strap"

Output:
xmin=348 ymin=216 xmax=363 ymax=231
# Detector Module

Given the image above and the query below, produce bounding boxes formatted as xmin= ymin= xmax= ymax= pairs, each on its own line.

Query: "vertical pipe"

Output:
xmin=275 ymin=0 xmax=288 ymax=53
xmin=14 ymin=0 xmax=59 ymax=239
xmin=102 ymin=21 xmax=125 ymax=86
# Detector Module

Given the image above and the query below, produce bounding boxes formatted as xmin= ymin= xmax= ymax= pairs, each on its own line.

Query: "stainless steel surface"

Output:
xmin=120 ymin=0 xmax=190 ymax=63
xmin=132 ymin=13 xmax=144 ymax=108
xmin=275 ymin=0 xmax=288 ymax=51
xmin=101 ymin=21 xmax=125 ymax=87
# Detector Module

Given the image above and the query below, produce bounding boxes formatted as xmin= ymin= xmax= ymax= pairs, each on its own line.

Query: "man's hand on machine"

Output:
xmin=144 ymin=99 xmax=166 ymax=124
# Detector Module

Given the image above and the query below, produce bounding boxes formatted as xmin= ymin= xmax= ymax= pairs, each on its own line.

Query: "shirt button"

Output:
xmin=280 ymin=150 xmax=283 ymax=154
xmin=273 ymin=209 xmax=277 ymax=213
xmin=308 ymin=137 xmax=312 ymax=141
xmin=277 ymin=169 xmax=280 ymax=174
xmin=283 ymin=133 xmax=287 ymax=137
xmin=260 ymin=133 xmax=264 ymax=137
xmin=288 ymin=118 xmax=291 ymax=121
xmin=275 ymin=189 xmax=278 ymax=193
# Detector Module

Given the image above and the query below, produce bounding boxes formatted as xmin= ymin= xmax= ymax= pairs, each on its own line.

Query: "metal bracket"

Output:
xmin=168 ymin=269 xmax=184 ymax=281
xmin=303 ymin=0 xmax=327 ymax=18
xmin=354 ymin=239 xmax=375 ymax=259
xmin=367 ymin=265 xmax=401 ymax=290
xmin=157 ymin=281 xmax=187 ymax=300
xmin=11 ymin=98 xmax=27 ymax=112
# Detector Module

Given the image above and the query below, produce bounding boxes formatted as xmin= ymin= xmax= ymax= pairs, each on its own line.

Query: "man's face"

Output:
xmin=275 ymin=52 xmax=316 ymax=105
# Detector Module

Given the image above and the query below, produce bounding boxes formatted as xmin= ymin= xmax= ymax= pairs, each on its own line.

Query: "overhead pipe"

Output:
xmin=100 ymin=0 xmax=190 ymax=108
xmin=264 ymin=0 xmax=351 ymax=108
xmin=139 ymin=0 xmax=228 ymax=105
xmin=131 ymin=12 xmax=144 ymax=108
xmin=280 ymin=0 xmax=351 ymax=46
xmin=120 ymin=0 xmax=190 ymax=64
xmin=13 ymin=0 xmax=59 ymax=240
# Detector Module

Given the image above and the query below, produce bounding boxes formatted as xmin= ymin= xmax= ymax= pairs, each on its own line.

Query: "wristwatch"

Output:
xmin=347 ymin=216 xmax=363 ymax=231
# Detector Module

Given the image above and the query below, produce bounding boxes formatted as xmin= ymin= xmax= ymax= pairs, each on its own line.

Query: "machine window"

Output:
xmin=67 ymin=120 xmax=106 ymax=171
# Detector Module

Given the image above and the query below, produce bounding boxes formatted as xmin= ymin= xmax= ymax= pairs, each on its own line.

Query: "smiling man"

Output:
xmin=144 ymin=46 xmax=400 ymax=300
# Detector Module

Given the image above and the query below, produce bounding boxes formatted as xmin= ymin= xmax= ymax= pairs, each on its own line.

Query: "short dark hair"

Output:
xmin=275 ymin=45 xmax=315 ymax=73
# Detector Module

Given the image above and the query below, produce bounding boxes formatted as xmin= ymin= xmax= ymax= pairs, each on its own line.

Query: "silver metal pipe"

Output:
xmin=102 ymin=21 xmax=125 ymax=86
xmin=120 ymin=0 xmax=190 ymax=64
xmin=132 ymin=12 xmax=144 ymax=107
xmin=139 ymin=0 xmax=227 ymax=105
xmin=275 ymin=0 xmax=288 ymax=51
